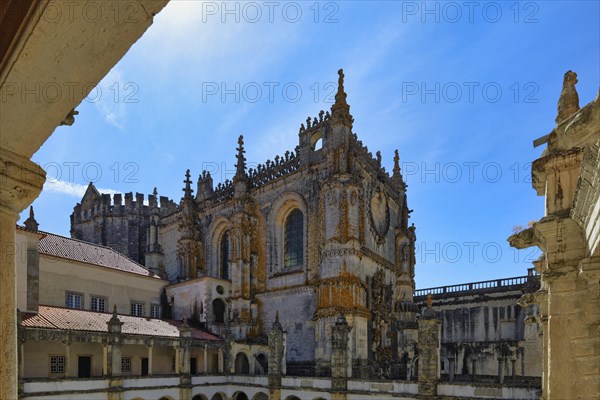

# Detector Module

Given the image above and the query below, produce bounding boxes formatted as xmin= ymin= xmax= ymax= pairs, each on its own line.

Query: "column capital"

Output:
xmin=0 ymin=147 xmax=45 ymax=216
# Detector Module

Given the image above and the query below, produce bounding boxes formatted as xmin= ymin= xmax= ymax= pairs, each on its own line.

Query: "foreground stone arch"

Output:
xmin=0 ymin=2 xmax=170 ymax=398
xmin=211 ymin=392 xmax=227 ymax=400
xmin=232 ymin=391 xmax=250 ymax=400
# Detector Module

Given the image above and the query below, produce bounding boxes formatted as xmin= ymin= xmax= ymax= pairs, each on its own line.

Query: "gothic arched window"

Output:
xmin=284 ymin=209 xmax=303 ymax=268
xmin=234 ymin=352 xmax=250 ymax=375
xmin=212 ymin=298 xmax=226 ymax=324
xmin=220 ymin=232 xmax=229 ymax=280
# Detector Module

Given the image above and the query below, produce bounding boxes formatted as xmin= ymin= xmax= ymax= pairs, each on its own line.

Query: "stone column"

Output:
xmin=268 ymin=312 xmax=285 ymax=400
xmin=23 ymin=209 xmax=40 ymax=312
xmin=18 ymin=336 xmax=25 ymax=396
xmin=103 ymin=345 xmax=108 ymax=376
xmin=497 ymin=357 xmax=505 ymax=384
xmin=511 ymin=358 xmax=516 ymax=380
xmin=63 ymin=340 xmax=71 ymax=378
xmin=448 ymin=356 xmax=455 ymax=382
xmin=0 ymin=147 xmax=45 ymax=400
xmin=218 ymin=349 xmax=224 ymax=373
xmin=418 ymin=297 xmax=441 ymax=398
xmin=331 ymin=314 xmax=351 ymax=400
xmin=147 ymin=341 xmax=153 ymax=375
xmin=203 ymin=344 xmax=208 ymax=374
xmin=178 ymin=320 xmax=192 ymax=400
xmin=106 ymin=306 xmax=124 ymax=400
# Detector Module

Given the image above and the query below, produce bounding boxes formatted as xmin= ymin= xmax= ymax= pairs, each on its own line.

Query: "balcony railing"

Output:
xmin=414 ymin=275 xmax=539 ymax=299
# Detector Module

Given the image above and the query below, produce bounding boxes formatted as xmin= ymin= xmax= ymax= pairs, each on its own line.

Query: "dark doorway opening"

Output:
xmin=141 ymin=358 xmax=149 ymax=376
xmin=78 ymin=356 xmax=91 ymax=378
xmin=190 ymin=357 xmax=197 ymax=375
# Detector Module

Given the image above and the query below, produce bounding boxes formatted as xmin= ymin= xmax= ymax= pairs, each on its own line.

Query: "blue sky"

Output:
xmin=22 ymin=1 xmax=599 ymax=288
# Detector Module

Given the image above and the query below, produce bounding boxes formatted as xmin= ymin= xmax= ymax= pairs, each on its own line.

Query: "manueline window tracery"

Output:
xmin=220 ymin=232 xmax=230 ymax=280
xmin=284 ymin=209 xmax=303 ymax=268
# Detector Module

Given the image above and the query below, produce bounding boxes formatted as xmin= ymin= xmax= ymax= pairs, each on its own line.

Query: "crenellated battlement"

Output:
xmin=71 ymin=188 xmax=177 ymax=224
xmin=70 ymin=184 xmax=177 ymax=266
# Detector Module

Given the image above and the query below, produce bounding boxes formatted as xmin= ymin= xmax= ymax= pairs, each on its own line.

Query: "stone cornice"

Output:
xmin=0 ymin=147 xmax=45 ymax=215
xmin=19 ymin=326 xmax=224 ymax=348
xmin=532 ymin=147 xmax=583 ymax=196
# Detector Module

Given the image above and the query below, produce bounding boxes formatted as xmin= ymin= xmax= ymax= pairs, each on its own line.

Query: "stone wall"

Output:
xmin=415 ymin=274 xmax=542 ymax=380
xmin=508 ymin=72 xmax=599 ymax=399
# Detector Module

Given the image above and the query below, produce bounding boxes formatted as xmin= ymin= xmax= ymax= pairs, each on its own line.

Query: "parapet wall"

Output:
xmin=71 ymin=191 xmax=177 ymax=223
xmin=414 ymin=274 xmax=540 ymax=303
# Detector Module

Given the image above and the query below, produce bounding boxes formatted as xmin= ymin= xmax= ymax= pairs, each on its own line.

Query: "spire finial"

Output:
xmin=24 ymin=206 xmax=39 ymax=232
xmin=331 ymin=69 xmax=353 ymax=128
xmin=393 ymin=150 xmax=400 ymax=176
xmin=235 ymin=134 xmax=247 ymax=178
xmin=556 ymin=70 xmax=580 ymax=124
xmin=334 ymin=69 xmax=348 ymax=107
xmin=182 ymin=169 xmax=193 ymax=199
xmin=427 ymin=293 xmax=433 ymax=309
xmin=272 ymin=310 xmax=283 ymax=331
xmin=112 ymin=304 xmax=118 ymax=315
xmin=153 ymin=187 xmax=158 ymax=197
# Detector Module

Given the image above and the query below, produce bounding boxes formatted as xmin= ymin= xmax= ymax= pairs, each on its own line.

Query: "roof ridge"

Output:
xmin=37 ymin=230 xmax=162 ymax=279
xmin=40 ymin=230 xmax=130 ymax=254
xmin=29 ymin=305 xmax=222 ymax=340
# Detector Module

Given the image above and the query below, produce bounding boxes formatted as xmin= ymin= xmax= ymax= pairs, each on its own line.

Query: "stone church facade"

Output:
xmin=71 ymin=70 xmax=421 ymax=380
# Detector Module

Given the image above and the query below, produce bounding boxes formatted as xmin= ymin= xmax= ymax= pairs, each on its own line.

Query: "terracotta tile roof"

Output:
xmin=36 ymin=230 xmax=164 ymax=280
xmin=21 ymin=306 xmax=221 ymax=341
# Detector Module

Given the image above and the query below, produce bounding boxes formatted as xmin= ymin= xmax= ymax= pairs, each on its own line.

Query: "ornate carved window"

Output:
xmin=219 ymin=232 xmax=230 ymax=280
xmin=284 ymin=209 xmax=304 ymax=268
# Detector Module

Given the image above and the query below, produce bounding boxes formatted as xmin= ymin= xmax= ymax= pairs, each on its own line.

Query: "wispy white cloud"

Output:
xmin=44 ymin=180 xmax=118 ymax=198
xmin=93 ymin=68 xmax=128 ymax=130
xmin=131 ymin=0 xmax=301 ymax=79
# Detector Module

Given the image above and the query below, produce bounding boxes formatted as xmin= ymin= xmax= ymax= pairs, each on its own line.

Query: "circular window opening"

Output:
xmin=216 ymin=285 xmax=225 ymax=294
